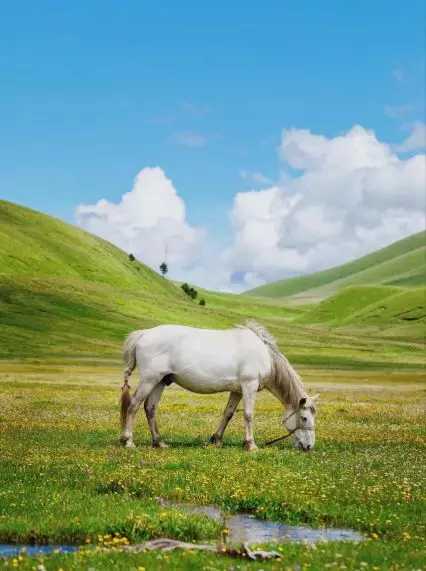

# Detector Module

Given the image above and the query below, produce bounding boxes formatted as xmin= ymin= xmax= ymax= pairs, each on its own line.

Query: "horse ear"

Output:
xmin=299 ymin=397 xmax=307 ymax=407
xmin=311 ymin=393 xmax=320 ymax=402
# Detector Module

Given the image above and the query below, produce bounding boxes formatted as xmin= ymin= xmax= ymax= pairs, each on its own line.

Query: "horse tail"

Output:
xmin=123 ymin=330 xmax=144 ymax=382
xmin=120 ymin=383 xmax=132 ymax=429
xmin=121 ymin=330 xmax=144 ymax=428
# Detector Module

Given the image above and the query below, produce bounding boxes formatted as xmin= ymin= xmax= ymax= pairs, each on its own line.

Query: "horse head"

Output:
xmin=283 ymin=394 xmax=319 ymax=452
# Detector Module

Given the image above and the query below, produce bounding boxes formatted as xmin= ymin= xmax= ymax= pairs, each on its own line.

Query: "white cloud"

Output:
xmin=226 ymin=125 xmax=426 ymax=289
xmin=75 ymin=126 xmax=425 ymax=293
xmin=395 ymin=121 xmax=426 ymax=152
xmin=76 ymin=167 xmax=204 ymax=273
xmin=171 ymin=131 xmax=207 ymax=148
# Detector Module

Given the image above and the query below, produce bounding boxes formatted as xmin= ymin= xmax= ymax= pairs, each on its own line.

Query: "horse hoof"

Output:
xmin=124 ymin=440 xmax=136 ymax=449
xmin=244 ymin=440 xmax=258 ymax=452
xmin=208 ymin=435 xmax=222 ymax=447
xmin=153 ymin=441 xmax=169 ymax=449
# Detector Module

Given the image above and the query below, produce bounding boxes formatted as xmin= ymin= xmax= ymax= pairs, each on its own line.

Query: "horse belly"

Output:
xmin=174 ymin=372 xmax=240 ymax=394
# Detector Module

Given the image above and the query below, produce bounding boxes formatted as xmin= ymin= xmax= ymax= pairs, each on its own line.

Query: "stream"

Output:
xmin=0 ymin=500 xmax=363 ymax=558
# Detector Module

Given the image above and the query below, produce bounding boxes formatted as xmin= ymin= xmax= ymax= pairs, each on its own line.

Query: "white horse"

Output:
xmin=120 ymin=321 xmax=318 ymax=452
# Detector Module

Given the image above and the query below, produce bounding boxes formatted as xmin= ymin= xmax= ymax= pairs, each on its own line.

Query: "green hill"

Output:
xmin=0 ymin=201 xmax=302 ymax=360
xmin=0 ymin=199 xmax=176 ymax=293
xmin=246 ymin=231 xmax=426 ymax=301
xmin=297 ymin=285 xmax=425 ymax=340
xmin=0 ymin=200 xmax=424 ymax=369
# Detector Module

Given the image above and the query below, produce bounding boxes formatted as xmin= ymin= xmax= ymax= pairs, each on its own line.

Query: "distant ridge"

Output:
xmin=245 ymin=231 xmax=426 ymax=301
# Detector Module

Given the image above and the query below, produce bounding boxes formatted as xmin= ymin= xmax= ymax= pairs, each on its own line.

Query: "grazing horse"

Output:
xmin=120 ymin=321 xmax=318 ymax=451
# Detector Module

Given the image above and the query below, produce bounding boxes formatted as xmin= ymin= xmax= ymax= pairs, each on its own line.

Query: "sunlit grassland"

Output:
xmin=0 ymin=363 xmax=425 ymax=570
xmin=297 ymin=285 xmax=426 ymax=341
xmin=1 ymin=275 xmax=424 ymax=375
xmin=1 ymin=201 xmax=425 ymax=568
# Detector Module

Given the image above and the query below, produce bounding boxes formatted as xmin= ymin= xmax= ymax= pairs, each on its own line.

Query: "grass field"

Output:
xmin=297 ymin=285 xmax=426 ymax=341
xmin=1 ymin=200 xmax=425 ymax=569
xmin=0 ymin=363 xmax=425 ymax=570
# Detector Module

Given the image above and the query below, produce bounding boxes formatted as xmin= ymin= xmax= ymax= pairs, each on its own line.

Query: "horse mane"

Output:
xmin=240 ymin=320 xmax=308 ymax=409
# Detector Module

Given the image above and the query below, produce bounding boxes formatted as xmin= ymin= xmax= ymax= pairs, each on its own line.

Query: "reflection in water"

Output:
xmin=162 ymin=501 xmax=364 ymax=545
xmin=0 ymin=545 xmax=78 ymax=557
xmin=0 ymin=502 xmax=363 ymax=558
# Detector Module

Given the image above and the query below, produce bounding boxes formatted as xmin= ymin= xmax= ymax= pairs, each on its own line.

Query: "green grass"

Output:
xmin=1 ymin=200 xmax=426 ymax=569
xmin=0 ymin=364 xmax=424 ymax=570
xmin=0 ymin=200 xmax=178 ymax=293
xmin=1 ymin=274 xmax=424 ymax=369
xmin=246 ymin=231 xmax=425 ymax=300
xmin=297 ymin=286 xmax=425 ymax=341
xmin=0 ymin=201 xmax=424 ymax=371
xmin=0 ymin=200 xmax=307 ymax=359
xmin=0 ymin=201 xmax=423 ymax=374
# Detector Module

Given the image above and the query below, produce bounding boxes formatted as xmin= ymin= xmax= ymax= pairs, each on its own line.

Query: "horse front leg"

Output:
xmin=120 ymin=377 xmax=159 ymax=448
xmin=209 ymin=392 xmax=241 ymax=447
xmin=144 ymin=382 xmax=168 ymax=448
xmin=241 ymin=380 xmax=259 ymax=451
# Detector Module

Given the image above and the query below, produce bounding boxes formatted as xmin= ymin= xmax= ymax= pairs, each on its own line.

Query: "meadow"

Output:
xmin=0 ymin=362 xmax=425 ymax=570
xmin=0 ymin=200 xmax=425 ymax=570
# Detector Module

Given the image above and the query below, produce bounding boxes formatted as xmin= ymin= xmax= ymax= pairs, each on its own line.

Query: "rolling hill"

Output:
xmin=0 ymin=200 xmax=301 ymax=360
xmin=297 ymin=285 xmax=425 ymax=340
xmin=246 ymin=231 xmax=426 ymax=302
xmin=0 ymin=200 xmax=424 ymax=369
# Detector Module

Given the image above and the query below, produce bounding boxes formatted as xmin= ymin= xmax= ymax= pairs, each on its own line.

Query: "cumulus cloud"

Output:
xmin=76 ymin=167 xmax=204 ymax=272
xmin=226 ymin=125 xmax=426 ymax=289
xmin=395 ymin=121 xmax=426 ymax=152
xmin=75 ymin=126 xmax=425 ymax=293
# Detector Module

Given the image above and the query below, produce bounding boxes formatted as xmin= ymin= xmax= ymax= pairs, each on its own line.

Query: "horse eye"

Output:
xmin=302 ymin=416 xmax=307 ymax=422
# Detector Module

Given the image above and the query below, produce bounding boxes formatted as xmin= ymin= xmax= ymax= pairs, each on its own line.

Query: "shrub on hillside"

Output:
xmin=181 ymin=283 xmax=198 ymax=300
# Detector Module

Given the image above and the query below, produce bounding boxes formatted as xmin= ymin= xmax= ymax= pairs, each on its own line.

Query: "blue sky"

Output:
xmin=1 ymin=1 xmax=425 ymax=289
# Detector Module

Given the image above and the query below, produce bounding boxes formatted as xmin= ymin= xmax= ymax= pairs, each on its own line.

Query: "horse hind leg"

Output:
xmin=120 ymin=375 xmax=160 ymax=448
xmin=209 ymin=392 xmax=241 ymax=447
xmin=144 ymin=380 xmax=168 ymax=448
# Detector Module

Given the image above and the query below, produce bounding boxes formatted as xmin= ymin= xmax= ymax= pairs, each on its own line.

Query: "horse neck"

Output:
xmin=269 ymin=351 xmax=307 ymax=408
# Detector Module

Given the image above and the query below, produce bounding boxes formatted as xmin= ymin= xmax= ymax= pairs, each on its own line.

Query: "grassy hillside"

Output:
xmin=0 ymin=200 xmax=424 ymax=369
xmin=298 ymin=285 xmax=425 ymax=340
xmin=0 ymin=201 xmax=309 ymax=361
xmin=246 ymin=231 xmax=425 ymax=301
xmin=0 ymin=200 xmax=178 ymax=294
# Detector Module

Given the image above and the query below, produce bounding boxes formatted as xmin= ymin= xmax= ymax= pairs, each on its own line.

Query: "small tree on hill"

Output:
xmin=159 ymin=262 xmax=168 ymax=277
xmin=199 ymin=298 xmax=206 ymax=306
xmin=129 ymin=253 xmax=135 ymax=262
xmin=181 ymin=283 xmax=198 ymax=300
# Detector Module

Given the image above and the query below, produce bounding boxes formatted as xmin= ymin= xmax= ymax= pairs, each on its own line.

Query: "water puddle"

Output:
xmin=0 ymin=503 xmax=363 ymax=558
xmin=161 ymin=500 xmax=364 ymax=545
xmin=0 ymin=544 xmax=79 ymax=557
